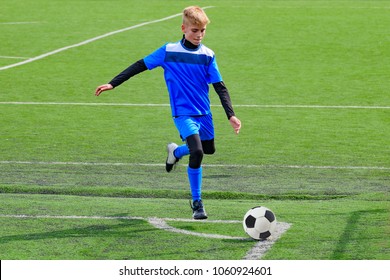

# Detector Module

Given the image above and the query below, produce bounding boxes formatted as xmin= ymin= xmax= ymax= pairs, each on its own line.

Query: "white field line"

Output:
xmin=235 ymin=104 xmax=390 ymax=110
xmin=0 ymin=214 xmax=291 ymax=259
xmin=232 ymin=6 xmax=390 ymax=9
xmin=0 ymin=102 xmax=169 ymax=107
xmin=0 ymin=214 xmax=243 ymax=240
xmin=0 ymin=7 xmax=214 ymax=71
xmin=0 ymin=21 xmax=41 ymax=25
xmin=0 ymin=214 xmax=241 ymax=224
xmin=0 ymin=101 xmax=389 ymax=110
xmin=0 ymin=160 xmax=388 ymax=171
xmin=0 ymin=56 xmax=31 ymax=60
xmin=0 ymin=214 xmax=143 ymax=221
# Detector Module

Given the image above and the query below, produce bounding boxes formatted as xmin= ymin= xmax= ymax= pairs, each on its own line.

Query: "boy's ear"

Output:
xmin=181 ymin=24 xmax=185 ymax=33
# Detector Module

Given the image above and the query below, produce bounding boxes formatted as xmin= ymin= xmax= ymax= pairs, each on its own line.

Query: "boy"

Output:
xmin=95 ymin=6 xmax=241 ymax=219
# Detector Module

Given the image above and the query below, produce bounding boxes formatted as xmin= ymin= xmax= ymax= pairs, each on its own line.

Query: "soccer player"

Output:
xmin=95 ymin=6 xmax=241 ymax=219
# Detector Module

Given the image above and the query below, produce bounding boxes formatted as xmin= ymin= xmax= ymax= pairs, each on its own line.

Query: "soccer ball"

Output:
xmin=243 ymin=206 xmax=277 ymax=240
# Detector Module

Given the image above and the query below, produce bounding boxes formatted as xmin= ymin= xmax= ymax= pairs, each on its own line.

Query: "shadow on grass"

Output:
xmin=332 ymin=208 xmax=388 ymax=259
xmin=0 ymin=216 xmax=152 ymax=245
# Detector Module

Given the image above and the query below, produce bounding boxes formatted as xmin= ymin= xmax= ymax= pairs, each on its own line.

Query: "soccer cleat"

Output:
xmin=190 ymin=200 xmax=208 ymax=220
xmin=166 ymin=143 xmax=179 ymax=172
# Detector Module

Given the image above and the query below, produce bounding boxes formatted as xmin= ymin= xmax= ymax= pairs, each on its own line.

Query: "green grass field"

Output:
xmin=0 ymin=0 xmax=389 ymax=260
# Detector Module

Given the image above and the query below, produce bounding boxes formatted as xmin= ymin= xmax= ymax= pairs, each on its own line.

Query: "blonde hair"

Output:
xmin=182 ymin=6 xmax=210 ymax=26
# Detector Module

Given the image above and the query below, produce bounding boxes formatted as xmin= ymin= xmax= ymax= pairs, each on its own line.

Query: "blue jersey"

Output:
xmin=143 ymin=40 xmax=223 ymax=117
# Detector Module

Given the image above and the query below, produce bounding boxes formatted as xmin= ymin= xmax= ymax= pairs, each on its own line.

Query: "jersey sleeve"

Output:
xmin=207 ymin=55 xmax=223 ymax=84
xmin=143 ymin=44 xmax=167 ymax=70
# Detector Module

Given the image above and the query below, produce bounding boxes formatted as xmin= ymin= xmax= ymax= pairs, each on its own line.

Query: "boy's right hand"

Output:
xmin=95 ymin=84 xmax=113 ymax=96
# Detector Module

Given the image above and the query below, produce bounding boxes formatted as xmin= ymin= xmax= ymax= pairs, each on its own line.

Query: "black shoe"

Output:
xmin=166 ymin=143 xmax=179 ymax=172
xmin=190 ymin=200 xmax=208 ymax=220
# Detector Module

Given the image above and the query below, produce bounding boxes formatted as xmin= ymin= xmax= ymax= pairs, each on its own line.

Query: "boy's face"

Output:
xmin=181 ymin=23 xmax=207 ymax=46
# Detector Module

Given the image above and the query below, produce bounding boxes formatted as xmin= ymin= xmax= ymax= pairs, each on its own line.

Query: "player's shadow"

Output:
xmin=0 ymin=214 xmax=152 ymax=245
xmin=331 ymin=208 xmax=387 ymax=259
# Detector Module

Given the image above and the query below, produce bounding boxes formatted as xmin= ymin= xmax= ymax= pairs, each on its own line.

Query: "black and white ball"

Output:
xmin=243 ymin=206 xmax=277 ymax=240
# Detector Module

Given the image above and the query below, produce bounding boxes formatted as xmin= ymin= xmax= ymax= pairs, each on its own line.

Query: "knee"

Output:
xmin=189 ymin=147 xmax=203 ymax=169
xmin=190 ymin=147 xmax=204 ymax=161
xmin=202 ymin=140 xmax=215 ymax=155
xmin=203 ymin=146 xmax=215 ymax=155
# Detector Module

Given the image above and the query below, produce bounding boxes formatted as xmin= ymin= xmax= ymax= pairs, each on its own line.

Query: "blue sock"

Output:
xmin=187 ymin=166 xmax=202 ymax=201
xmin=174 ymin=144 xmax=190 ymax=159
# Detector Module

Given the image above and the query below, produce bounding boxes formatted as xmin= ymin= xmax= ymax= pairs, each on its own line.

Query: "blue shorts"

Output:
xmin=173 ymin=114 xmax=214 ymax=141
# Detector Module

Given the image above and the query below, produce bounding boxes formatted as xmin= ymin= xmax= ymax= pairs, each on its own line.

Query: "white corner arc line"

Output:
xmin=0 ymin=7 xmax=214 ymax=71
xmin=243 ymin=222 xmax=291 ymax=260
xmin=0 ymin=214 xmax=242 ymax=240
xmin=0 ymin=214 xmax=291 ymax=259
xmin=148 ymin=217 xmax=245 ymax=240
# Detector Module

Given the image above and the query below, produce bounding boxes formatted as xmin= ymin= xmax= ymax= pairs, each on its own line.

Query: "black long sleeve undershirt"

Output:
xmin=213 ymin=81 xmax=235 ymax=120
xmin=108 ymin=59 xmax=147 ymax=88
xmin=108 ymin=36 xmax=236 ymax=119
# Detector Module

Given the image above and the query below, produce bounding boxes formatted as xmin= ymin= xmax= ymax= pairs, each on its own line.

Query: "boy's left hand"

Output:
xmin=229 ymin=116 xmax=241 ymax=134
xmin=95 ymin=84 xmax=113 ymax=96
